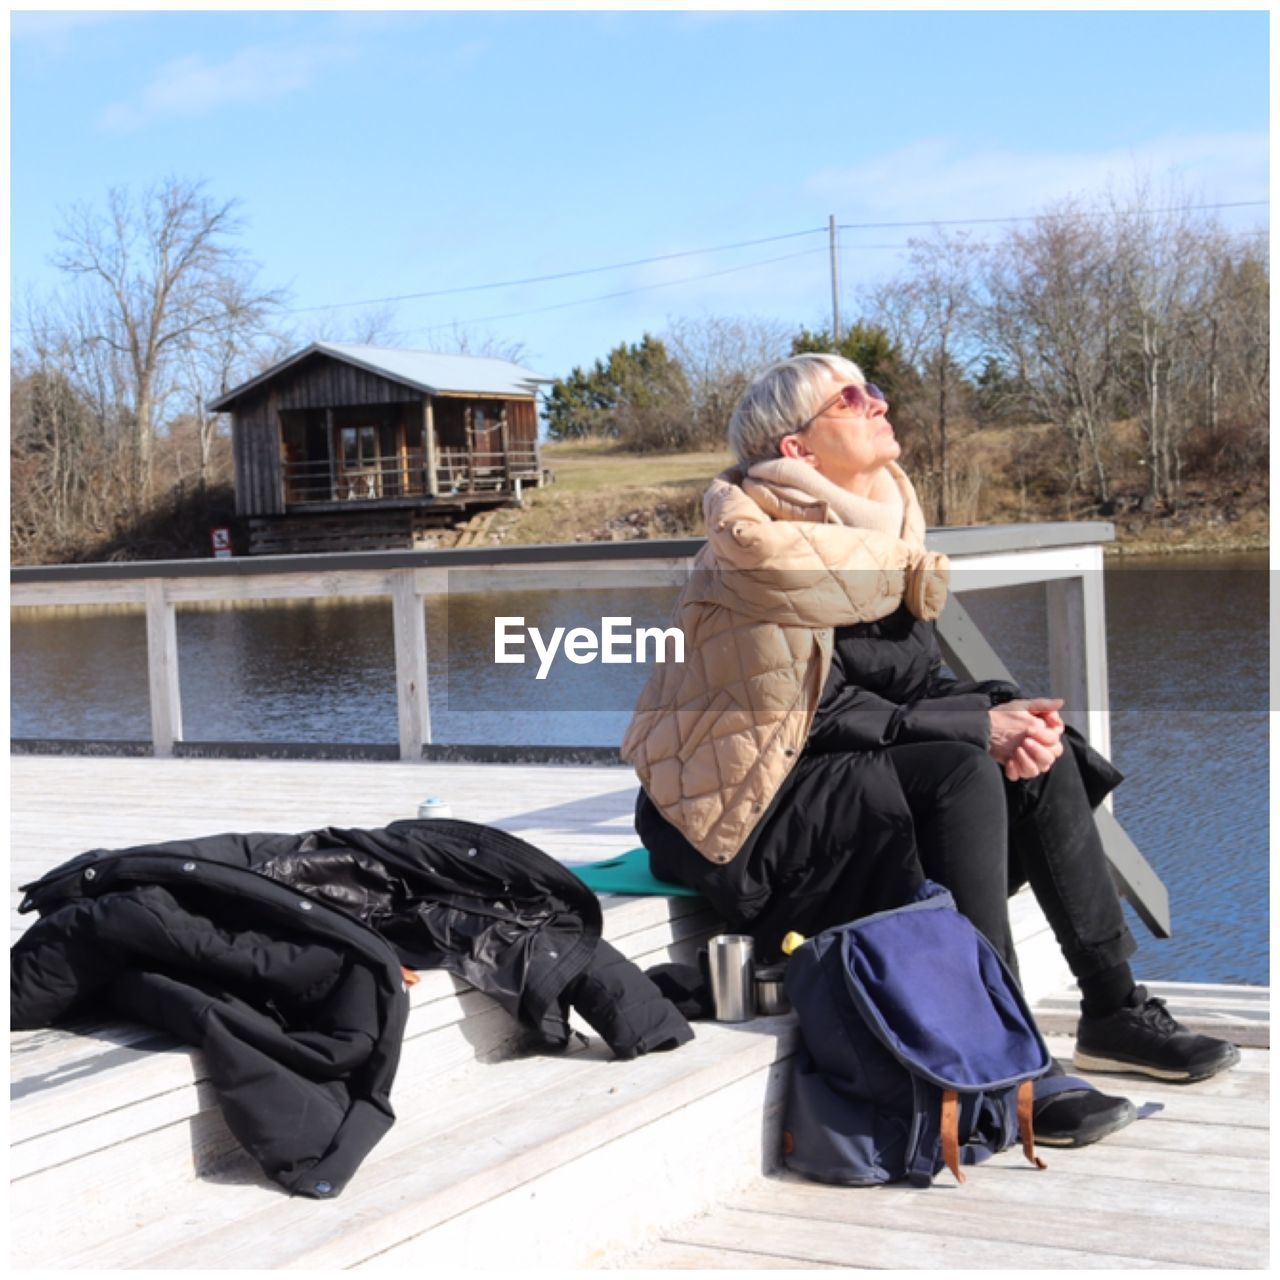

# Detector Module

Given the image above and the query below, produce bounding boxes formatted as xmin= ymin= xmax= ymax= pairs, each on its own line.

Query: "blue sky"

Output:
xmin=10 ymin=7 xmax=1270 ymax=381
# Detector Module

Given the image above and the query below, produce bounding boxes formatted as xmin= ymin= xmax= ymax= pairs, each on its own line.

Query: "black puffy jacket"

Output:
xmin=11 ymin=819 xmax=692 ymax=1197
xmin=807 ymin=605 xmax=1015 ymax=753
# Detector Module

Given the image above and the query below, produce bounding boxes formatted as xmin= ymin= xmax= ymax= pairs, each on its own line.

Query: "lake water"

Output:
xmin=11 ymin=552 xmax=1269 ymax=986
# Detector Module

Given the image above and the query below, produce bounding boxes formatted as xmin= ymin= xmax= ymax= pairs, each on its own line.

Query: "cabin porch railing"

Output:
xmin=282 ymin=446 xmax=541 ymax=506
xmin=9 ymin=521 xmax=1170 ymax=936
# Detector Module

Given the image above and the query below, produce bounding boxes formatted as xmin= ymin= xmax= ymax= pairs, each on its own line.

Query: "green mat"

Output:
xmin=570 ymin=847 xmax=700 ymax=898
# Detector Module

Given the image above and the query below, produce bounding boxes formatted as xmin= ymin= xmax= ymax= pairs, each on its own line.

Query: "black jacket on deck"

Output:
xmin=11 ymin=819 xmax=692 ymax=1198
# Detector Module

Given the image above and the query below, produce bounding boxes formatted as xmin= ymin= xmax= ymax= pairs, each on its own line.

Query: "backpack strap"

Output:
xmin=906 ymin=1078 xmax=943 ymax=1187
xmin=940 ymin=1089 xmax=965 ymax=1185
xmin=1017 ymin=1079 xmax=1049 ymax=1171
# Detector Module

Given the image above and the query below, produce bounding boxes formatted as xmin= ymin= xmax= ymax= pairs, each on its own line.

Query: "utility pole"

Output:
xmin=829 ymin=214 xmax=842 ymax=344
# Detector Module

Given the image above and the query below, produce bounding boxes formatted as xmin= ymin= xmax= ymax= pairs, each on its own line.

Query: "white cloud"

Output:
xmin=12 ymin=11 xmax=141 ymax=62
xmin=12 ymin=12 xmax=123 ymax=44
xmin=97 ymin=41 xmax=355 ymax=132
xmin=807 ymin=132 xmax=1269 ymax=229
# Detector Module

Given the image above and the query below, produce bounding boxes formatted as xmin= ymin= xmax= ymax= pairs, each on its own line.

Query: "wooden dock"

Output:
xmin=8 ymin=755 xmax=1269 ymax=1270
xmin=616 ymin=1008 xmax=1269 ymax=1270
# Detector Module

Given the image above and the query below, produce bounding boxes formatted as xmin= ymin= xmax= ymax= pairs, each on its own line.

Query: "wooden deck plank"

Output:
xmin=749 ymin=1165 xmax=1269 ymax=1230
xmin=640 ymin=1170 xmax=1268 ymax=1270
xmin=13 ymin=1005 xmax=540 ymax=1182
xmin=610 ymin=1239 xmax=844 ymax=1269
xmin=622 ymin=982 xmax=1269 ymax=1271
xmin=1000 ymin=1138 xmax=1264 ymax=1193
xmin=668 ymin=1204 xmax=1200 ymax=1269
xmin=718 ymin=1175 xmax=1267 ymax=1269
xmin=1078 ymin=1115 xmax=1267 ymax=1158
xmin=40 ymin=1020 xmax=795 ymax=1271
xmin=20 ymin=1033 xmax=611 ymax=1267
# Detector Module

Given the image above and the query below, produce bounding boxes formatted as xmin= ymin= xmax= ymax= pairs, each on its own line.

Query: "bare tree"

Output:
xmin=51 ymin=176 xmax=280 ymax=503
xmin=1215 ymin=238 xmax=1269 ymax=437
xmin=299 ymin=301 xmax=405 ymax=349
xmin=1178 ymin=231 xmax=1269 ymax=480
xmin=1107 ymin=180 xmax=1214 ymax=508
xmin=868 ymin=232 xmax=983 ymax=522
xmin=661 ymin=313 xmax=790 ymax=448
xmin=435 ymin=322 xmax=532 ymax=365
xmin=11 ymin=296 xmax=136 ymax=562
xmin=173 ymin=273 xmax=282 ymax=492
xmin=979 ymin=201 xmax=1121 ymax=508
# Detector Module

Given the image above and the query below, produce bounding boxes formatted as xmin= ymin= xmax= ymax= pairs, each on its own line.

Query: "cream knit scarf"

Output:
xmin=740 ymin=456 xmax=912 ymax=542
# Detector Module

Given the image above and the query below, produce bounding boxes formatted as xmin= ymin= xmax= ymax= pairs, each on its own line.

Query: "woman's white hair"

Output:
xmin=727 ymin=352 xmax=867 ymax=469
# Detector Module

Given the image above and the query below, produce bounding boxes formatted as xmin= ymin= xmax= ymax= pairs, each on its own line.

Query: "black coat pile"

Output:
xmin=10 ymin=819 xmax=693 ymax=1198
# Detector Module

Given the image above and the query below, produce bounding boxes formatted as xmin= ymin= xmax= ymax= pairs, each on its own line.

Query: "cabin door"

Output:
xmin=279 ymin=409 xmax=333 ymax=505
xmin=469 ymin=404 xmax=504 ymax=483
xmin=338 ymin=424 xmax=385 ymax=499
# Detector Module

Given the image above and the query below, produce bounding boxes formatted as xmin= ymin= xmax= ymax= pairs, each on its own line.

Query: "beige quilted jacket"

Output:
xmin=620 ymin=460 xmax=948 ymax=865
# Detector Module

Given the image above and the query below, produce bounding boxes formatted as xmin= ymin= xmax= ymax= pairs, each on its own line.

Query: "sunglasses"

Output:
xmin=795 ymin=382 xmax=887 ymax=434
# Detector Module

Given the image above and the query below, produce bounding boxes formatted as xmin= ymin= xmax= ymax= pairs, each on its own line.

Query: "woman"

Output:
xmin=622 ymin=352 xmax=1238 ymax=1144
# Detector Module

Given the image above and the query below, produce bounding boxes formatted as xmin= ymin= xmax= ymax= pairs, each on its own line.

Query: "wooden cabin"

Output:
xmin=209 ymin=343 xmax=552 ymax=554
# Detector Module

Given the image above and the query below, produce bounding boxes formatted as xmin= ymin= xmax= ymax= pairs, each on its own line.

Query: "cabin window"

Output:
xmin=341 ymin=425 xmax=380 ymax=467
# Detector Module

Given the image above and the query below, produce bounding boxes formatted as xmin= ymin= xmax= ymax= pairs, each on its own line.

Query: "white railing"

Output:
xmin=11 ymin=524 xmax=1114 ymax=762
xmin=13 ymin=521 xmax=1172 ymax=933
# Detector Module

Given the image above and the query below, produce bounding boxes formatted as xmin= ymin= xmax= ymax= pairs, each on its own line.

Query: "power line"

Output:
xmin=394 ymin=246 xmax=831 ymax=340
xmin=288 ymin=226 xmax=826 ymax=314
xmin=289 ymin=198 xmax=1266 ymax=319
xmin=15 ymin=202 xmax=1264 ymax=344
xmin=835 ymin=228 xmax=1270 ymax=255
xmin=836 ymin=199 xmax=1268 ymax=233
xmin=391 ymin=221 xmax=1271 ymax=340
xmin=30 ymin=228 xmax=1267 ymax=343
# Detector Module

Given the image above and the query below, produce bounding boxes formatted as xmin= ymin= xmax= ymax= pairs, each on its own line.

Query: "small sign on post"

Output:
xmin=210 ymin=527 xmax=233 ymax=559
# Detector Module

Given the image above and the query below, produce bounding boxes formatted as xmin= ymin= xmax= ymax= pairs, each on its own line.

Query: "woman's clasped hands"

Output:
xmin=988 ymin=697 xmax=1066 ymax=782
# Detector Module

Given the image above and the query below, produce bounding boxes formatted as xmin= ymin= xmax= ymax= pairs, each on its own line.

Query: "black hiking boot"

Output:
xmin=1073 ymin=985 xmax=1241 ymax=1083
xmin=1032 ymin=1060 xmax=1136 ymax=1148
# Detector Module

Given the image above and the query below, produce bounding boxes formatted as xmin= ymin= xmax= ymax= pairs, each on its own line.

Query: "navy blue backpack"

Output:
xmin=781 ymin=881 xmax=1054 ymax=1187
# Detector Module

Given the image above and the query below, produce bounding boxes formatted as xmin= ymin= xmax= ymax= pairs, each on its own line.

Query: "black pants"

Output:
xmin=886 ymin=740 xmax=1136 ymax=983
xmin=640 ymin=739 xmax=1137 ymax=976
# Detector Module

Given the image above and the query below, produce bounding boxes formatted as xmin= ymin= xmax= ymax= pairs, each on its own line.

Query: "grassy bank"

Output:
xmin=486 ymin=435 xmax=1268 ymax=556
xmin=489 ymin=439 xmax=735 ymax=545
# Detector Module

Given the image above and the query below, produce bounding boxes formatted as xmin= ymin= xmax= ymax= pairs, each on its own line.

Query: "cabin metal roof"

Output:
xmin=208 ymin=342 xmax=552 ymax=411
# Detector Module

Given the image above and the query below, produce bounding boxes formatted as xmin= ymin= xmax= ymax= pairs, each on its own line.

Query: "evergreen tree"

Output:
xmin=543 ymin=334 xmax=690 ymax=445
xmin=543 ymin=362 xmax=611 ymax=440
xmin=974 ymin=356 xmax=1029 ymax=426
xmin=790 ymin=322 xmax=913 ymax=403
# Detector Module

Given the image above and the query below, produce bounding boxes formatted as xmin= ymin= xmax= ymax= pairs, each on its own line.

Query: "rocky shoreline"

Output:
xmin=1103 ymin=506 xmax=1268 ymax=557
xmin=1105 ymin=536 xmax=1268 ymax=557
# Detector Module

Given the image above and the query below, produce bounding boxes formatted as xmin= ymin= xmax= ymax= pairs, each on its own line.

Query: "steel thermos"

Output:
xmin=753 ymin=963 xmax=790 ymax=1015
xmin=707 ymin=934 xmax=755 ymax=1022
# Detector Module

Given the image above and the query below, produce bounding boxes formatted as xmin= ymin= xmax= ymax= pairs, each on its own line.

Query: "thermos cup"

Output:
xmin=707 ymin=934 xmax=755 ymax=1022
xmin=753 ymin=963 xmax=790 ymax=1015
